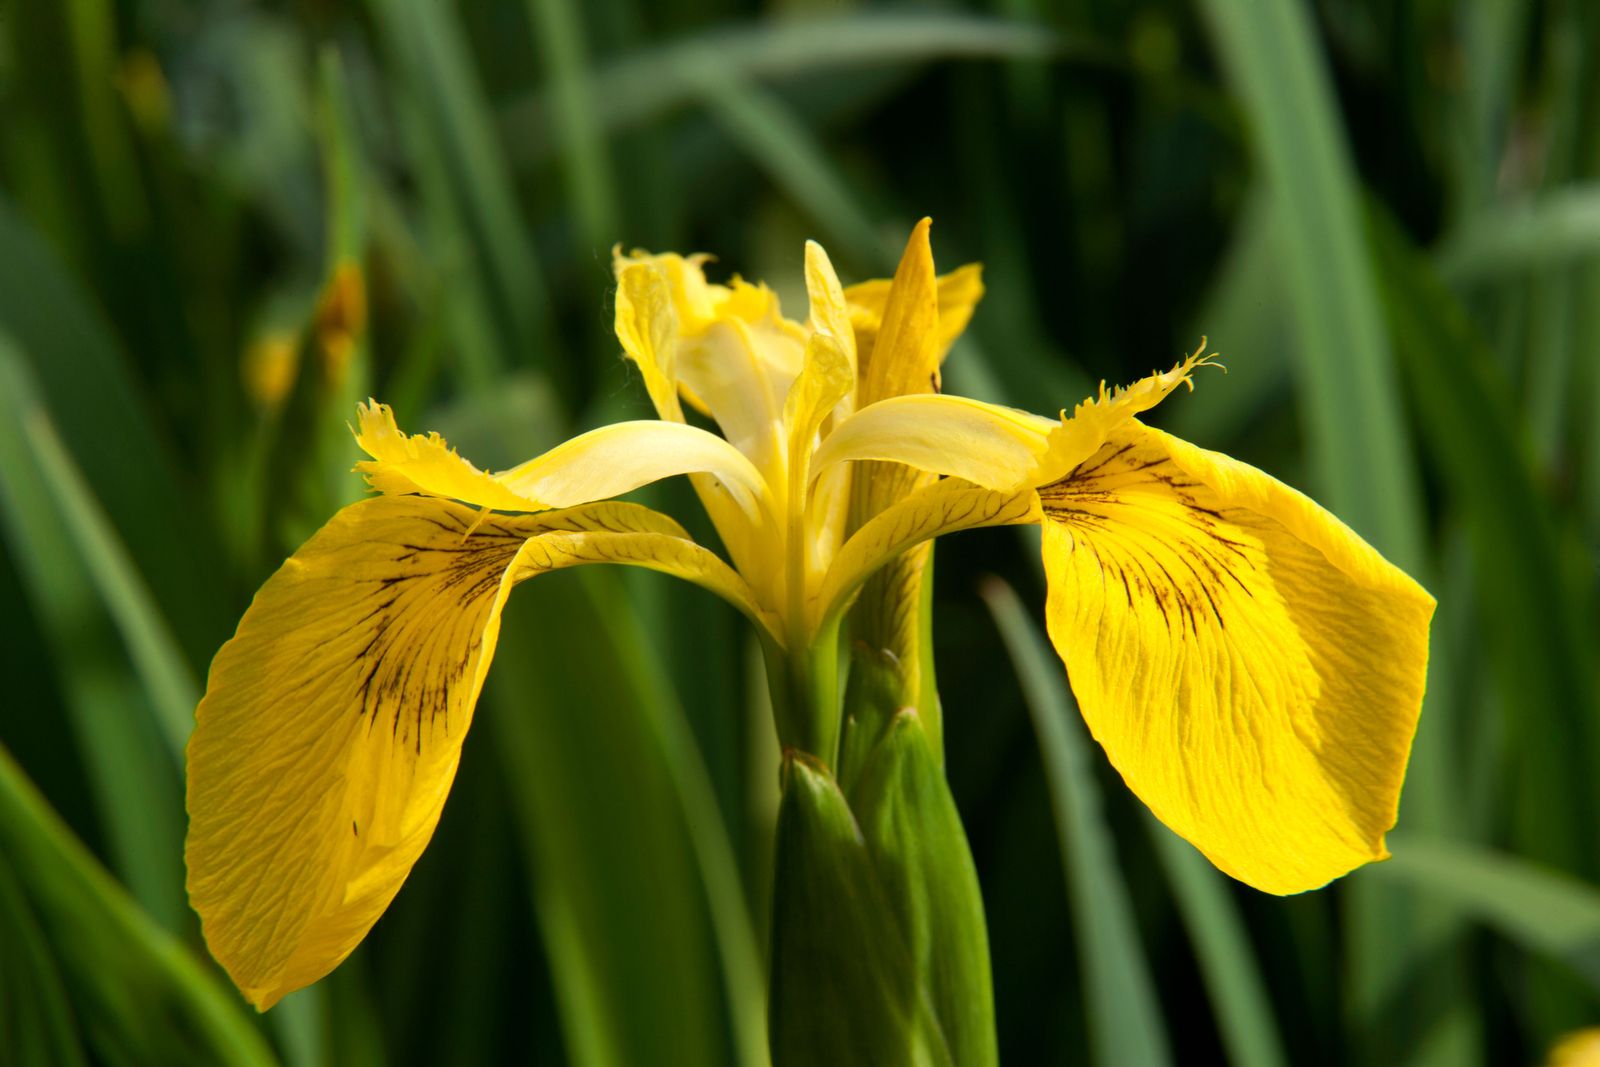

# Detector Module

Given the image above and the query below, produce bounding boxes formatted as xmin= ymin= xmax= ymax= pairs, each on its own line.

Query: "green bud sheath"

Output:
xmin=768 ymin=753 xmax=953 ymax=1067
xmin=851 ymin=710 xmax=998 ymax=1067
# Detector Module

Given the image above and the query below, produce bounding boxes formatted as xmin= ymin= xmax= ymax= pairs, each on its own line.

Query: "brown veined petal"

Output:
xmin=1032 ymin=343 xmax=1223 ymax=487
xmin=185 ymin=495 xmax=761 ymax=1009
xmin=1038 ymin=422 xmax=1434 ymax=894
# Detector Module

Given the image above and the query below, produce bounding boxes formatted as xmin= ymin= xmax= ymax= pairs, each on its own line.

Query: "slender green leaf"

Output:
xmin=1369 ymin=208 xmax=1599 ymax=869
xmin=368 ymin=0 xmax=558 ymax=390
xmin=272 ymin=988 xmax=328 ymax=1067
xmin=523 ymin=0 xmax=620 ymax=252
xmin=0 ymin=745 xmax=276 ymax=1066
xmin=0 ymin=195 xmax=231 ymax=669
xmin=601 ymin=577 xmax=769 ymax=1067
xmin=685 ymin=64 xmax=887 ymax=269
xmin=1450 ymin=0 xmax=1529 ymax=221
xmin=0 ymin=850 xmax=89 ymax=1067
xmin=0 ymin=341 xmax=185 ymax=931
xmin=490 ymin=568 xmax=762 ymax=1067
xmin=499 ymin=13 xmax=1081 ymax=167
xmin=434 ymin=382 xmax=767 ymax=1067
xmin=1196 ymin=8 xmax=1450 ymax=1063
xmin=0 ymin=349 xmax=200 ymax=756
xmin=1371 ymin=839 xmax=1600 ymax=994
xmin=390 ymin=92 xmax=508 ymax=394
xmin=1436 ymin=185 xmax=1600 ymax=284
xmin=1197 ymin=0 xmax=1423 ymax=563
xmin=1146 ymin=820 xmax=1287 ymax=1067
xmin=981 ymin=578 xmax=1170 ymax=1067
xmin=312 ymin=47 xmax=373 ymax=515
xmin=1170 ymin=188 xmax=1291 ymax=447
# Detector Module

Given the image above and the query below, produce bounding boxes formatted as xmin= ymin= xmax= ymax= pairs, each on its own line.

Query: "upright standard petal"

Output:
xmin=789 ymin=240 xmax=857 ymax=467
xmin=843 ymin=233 xmax=984 ymax=398
xmin=612 ymin=256 xmax=781 ymax=584
xmin=185 ymin=495 xmax=739 ymax=1008
xmin=1037 ymin=423 xmax=1433 ymax=893
xmin=614 ymin=258 xmax=685 ymax=420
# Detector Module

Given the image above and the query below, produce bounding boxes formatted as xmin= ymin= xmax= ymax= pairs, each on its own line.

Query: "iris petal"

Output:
xmin=1038 ymin=422 xmax=1432 ymax=893
xmin=185 ymin=496 xmax=723 ymax=1006
xmin=353 ymin=401 xmax=548 ymax=511
xmin=185 ymin=496 xmax=768 ymax=1008
xmin=813 ymin=394 xmax=1059 ymax=492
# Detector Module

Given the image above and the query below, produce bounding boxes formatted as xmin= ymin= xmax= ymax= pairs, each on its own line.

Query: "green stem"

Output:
xmin=761 ymin=617 xmax=842 ymax=768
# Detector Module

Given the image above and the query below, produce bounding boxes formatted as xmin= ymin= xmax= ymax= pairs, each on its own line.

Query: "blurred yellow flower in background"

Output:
xmin=1549 ymin=1029 xmax=1600 ymax=1067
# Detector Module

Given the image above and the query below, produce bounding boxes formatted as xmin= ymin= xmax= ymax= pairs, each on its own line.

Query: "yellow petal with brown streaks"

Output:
xmin=1038 ymin=422 xmax=1433 ymax=894
xmin=185 ymin=495 xmax=759 ymax=1009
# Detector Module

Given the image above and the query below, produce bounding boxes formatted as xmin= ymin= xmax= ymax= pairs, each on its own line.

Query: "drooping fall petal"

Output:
xmin=1031 ymin=346 xmax=1221 ymax=487
xmin=185 ymin=495 xmax=764 ymax=1009
xmin=1037 ymin=422 xmax=1433 ymax=893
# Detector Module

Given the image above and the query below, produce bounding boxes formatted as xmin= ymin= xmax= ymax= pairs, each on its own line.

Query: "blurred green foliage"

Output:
xmin=0 ymin=0 xmax=1597 ymax=1063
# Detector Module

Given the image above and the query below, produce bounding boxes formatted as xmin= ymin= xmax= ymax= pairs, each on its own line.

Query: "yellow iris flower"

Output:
xmin=1548 ymin=1030 xmax=1600 ymax=1067
xmin=185 ymin=220 xmax=1433 ymax=1009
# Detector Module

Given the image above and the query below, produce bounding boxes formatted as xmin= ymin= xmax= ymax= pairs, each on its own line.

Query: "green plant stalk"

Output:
xmin=761 ymin=619 xmax=842 ymax=769
xmin=849 ymin=710 xmax=996 ymax=1067
xmin=767 ymin=752 xmax=946 ymax=1067
xmin=0 ymin=746 xmax=275 ymax=1066
xmin=765 ymin=542 xmax=996 ymax=1066
xmin=838 ymin=544 xmax=943 ymax=792
xmin=767 ymin=734 xmax=990 ymax=1067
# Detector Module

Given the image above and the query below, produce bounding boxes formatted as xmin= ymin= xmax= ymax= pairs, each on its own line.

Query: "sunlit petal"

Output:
xmin=855 ymin=218 xmax=939 ymax=410
xmin=814 ymin=394 xmax=1059 ymax=491
xmin=1038 ymin=423 xmax=1433 ymax=893
xmin=814 ymin=478 xmax=1041 ymax=631
xmin=353 ymin=401 xmax=550 ymax=511
xmin=186 ymin=495 xmax=733 ymax=1009
xmin=804 ymin=239 xmax=858 ymax=406
xmin=676 ymin=318 xmax=786 ymax=477
xmin=1546 ymin=1029 xmax=1600 ymax=1067
xmin=786 ymin=241 xmax=857 ymax=564
xmin=1033 ymin=344 xmax=1221 ymax=485
xmin=613 ymin=253 xmax=781 ymax=579
xmin=844 ymin=219 xmax=979 ymax=403
xmin=614 ymin=259 xmax=684 ymax=421
xmin=497 ymin=419 xmax=775 ymax=524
